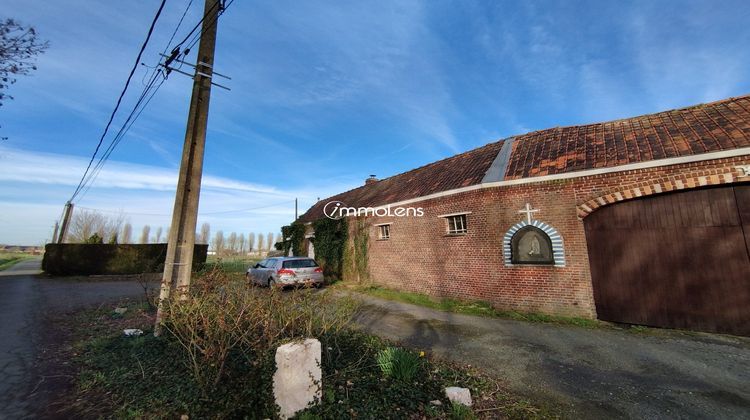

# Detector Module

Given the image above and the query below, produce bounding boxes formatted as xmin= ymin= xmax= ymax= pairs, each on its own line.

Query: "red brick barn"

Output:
xmin=301 ymin=95 xmax=750 ymax=336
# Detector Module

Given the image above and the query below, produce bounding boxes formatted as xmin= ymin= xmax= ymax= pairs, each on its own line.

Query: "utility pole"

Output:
xmin=51 ymin=221 xmax=60 ymax=244
xmin=155 ymin=0 xmax=222 ymax=335
xmin=57 ymin=201 xmax=74 ymax=243
xmin=295 ymin=197 xmax=298 ymax=220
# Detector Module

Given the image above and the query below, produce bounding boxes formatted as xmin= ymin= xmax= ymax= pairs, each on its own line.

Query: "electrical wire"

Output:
xmin=76 ymin=72 xmax=167 ymax=202
xmin=183 ymin=0 xmax=234 ymax=54
xmin=70 ymin=0 xmax=167 ymax=202
xmin=74 ymin=0 xmax=235 ymax=204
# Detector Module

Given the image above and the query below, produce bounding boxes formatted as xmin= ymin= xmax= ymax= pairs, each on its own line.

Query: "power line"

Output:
xmin=76 ymin=71 xmax=167 ymax=202
xmin=80 ymin=0 xmax=201 ymax=201
xmin=183 ymin=0 xmax=234 ymax=53
xmin=74 ymin=0 xmax=235 ymax=203
xmin=163 ymin=0 xmax=195 ymax=54
xmin=70 ymin=0 xmax=167 ymax=202
xmin=170 ymin=0 xmax=223 ymax=53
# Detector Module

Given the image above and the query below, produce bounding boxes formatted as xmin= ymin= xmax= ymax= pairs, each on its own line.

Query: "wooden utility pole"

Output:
xmin=57 ymin=201 xmax=74 ymax=243
xmin=51 ymin=221 xmax=60 ymax=244
xmin=155 ymin=0 xmax=221 ymax=335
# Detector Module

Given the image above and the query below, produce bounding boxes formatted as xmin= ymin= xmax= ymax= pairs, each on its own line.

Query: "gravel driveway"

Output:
xmin=353 ymin=294 xmax=750 ymax=419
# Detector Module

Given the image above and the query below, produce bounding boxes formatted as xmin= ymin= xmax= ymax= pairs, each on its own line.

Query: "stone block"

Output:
xmin=273 ymin=338 xmax=322 ymax=419
xmin=445 ymin=386 xmax=472 ymax=406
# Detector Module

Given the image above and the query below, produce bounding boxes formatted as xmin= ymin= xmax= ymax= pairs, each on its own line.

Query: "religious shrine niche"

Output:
xmin=503 ymin=203 xmax=566 ymax=267
xmin=510 ymin=225 xmax=554 ymax=264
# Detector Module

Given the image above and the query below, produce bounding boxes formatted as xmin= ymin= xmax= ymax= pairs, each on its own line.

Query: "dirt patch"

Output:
xmin=30 ymin=299 xmax=155 ymax=418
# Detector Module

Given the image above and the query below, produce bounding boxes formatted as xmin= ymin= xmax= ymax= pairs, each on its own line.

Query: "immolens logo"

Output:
xmin=323 ymin=201 xmax=424 ymax=220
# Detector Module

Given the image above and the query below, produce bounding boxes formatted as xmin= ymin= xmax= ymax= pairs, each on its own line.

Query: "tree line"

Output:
xmin=66 ymin=209 xmax=281 ymax=254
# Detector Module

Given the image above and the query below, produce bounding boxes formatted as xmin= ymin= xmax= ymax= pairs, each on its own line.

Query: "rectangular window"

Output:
xmin=378 ymin=224 xmax=391 ymax=240
xmin=446 ymin=214 xmax=467 ymax=235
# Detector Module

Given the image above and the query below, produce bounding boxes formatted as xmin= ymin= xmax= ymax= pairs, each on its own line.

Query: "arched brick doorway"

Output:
xmin=583 ymin=184 xmax=750 ymax=336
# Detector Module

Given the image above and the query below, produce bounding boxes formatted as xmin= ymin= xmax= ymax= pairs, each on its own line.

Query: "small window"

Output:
xmin=378 ymin=224 xmax=391 ymax=240
xmin=446 ymin=214 xmax=467 ymax=235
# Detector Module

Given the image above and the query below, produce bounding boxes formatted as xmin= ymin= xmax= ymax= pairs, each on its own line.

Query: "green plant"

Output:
xmin=279 ymin=221 xmax=307 ymax=256
xmin=161 ymin=266 xmax=358 ymax=393
xmin=376 ymin=347 xmax=422 ymax=382
xmin=359 ymin=285 xmax=602 ymax=328
xmin=450 ymin=402 xmax=476 ymax=420
xmin=85 ymin=233 xmax=103 ymax=244
xmin=343 ymin=216 xmax=369 ymax=283
xmin=312 ymin=217 xmax=348 ymax=279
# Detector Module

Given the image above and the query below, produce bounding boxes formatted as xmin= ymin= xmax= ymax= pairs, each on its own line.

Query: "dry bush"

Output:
xmin=161 ymin=266 xmax=357 ymax=391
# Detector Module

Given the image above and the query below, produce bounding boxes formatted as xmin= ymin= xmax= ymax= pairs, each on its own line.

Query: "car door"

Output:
xmin=250 ymin=259 xmax=268 ymax=284
xmin=264 ymin=259 xmax=278 ymax=285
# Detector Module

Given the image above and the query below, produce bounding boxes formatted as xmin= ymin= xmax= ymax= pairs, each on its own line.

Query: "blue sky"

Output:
xmin=1 ymin=0 xmax=749 ymax=245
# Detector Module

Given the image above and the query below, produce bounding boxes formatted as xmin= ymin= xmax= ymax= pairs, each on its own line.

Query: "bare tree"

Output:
xmin=199 ymin=222 xmax=210 ymax=244
xmin=275 ymin=233 xmax=282 ymax=248
xmin=155 ymin=226 xmax=163 ymax=243
xmin=121 ymin=223 xmax=133 ymax=243
xmin=266 ymin=232 xmax=274 ymax=252
xmin=68 ymin=209 xmax=125 ymax=243
xmin=140 ymin=225 xmax=151 ymax=244
xmin=227 ymin=232 xmax=238 ymax=255
xmin=256 ymin=234 xmax=264 ymax=254
xmin=0 ymin=19 xmax=49 ymax=107
xmin=238 ymin=233 xmax=245 ymax=255
xmin=247 ymin=232 xmax=256 ymax=253
xmin=212 ymin=230 xmax=225 ymax=255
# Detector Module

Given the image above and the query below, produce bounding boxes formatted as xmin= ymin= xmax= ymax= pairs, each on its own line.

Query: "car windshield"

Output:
xmin=282 ymin=259 xmax=318 ymax=269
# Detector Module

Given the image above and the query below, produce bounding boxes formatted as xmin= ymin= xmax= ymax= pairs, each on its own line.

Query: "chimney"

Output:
xmin=365 ymin=174 xmax=378 ymax=185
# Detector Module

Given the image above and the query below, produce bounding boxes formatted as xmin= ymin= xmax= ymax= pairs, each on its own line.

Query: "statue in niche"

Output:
xmin=529 ymin=237 xmax=541 ymax=255
xmin=511 ymin=226 xmax=554 ymax=264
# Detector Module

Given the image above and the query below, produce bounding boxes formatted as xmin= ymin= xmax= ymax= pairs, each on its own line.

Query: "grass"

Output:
xmin=354 ymin=284 xmax=602 ymax=328
xmin=63 ymin=294 xmax=553 ymax=419
xmin=204 ymin=255 xmax=260 ymax=273
xmin=0 ymin=252 xmax=32 ymax=271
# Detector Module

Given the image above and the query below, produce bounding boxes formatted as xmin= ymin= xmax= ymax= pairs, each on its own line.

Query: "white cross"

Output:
xmin=518 ymin=203 xmax=539 ymax=224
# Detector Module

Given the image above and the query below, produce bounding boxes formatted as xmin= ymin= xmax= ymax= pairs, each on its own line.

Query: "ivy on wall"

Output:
xmin=311 ymin=217 xmax=348 ymax=279
xmin=277 ymin=221 xmax=306 ymax=256
xmin=343 ymin=216 xmax=369 ymax=283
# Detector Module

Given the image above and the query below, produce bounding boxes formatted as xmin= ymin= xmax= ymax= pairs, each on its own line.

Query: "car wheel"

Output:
xmin=268 ymin=278 xmax=275 ymax=288
xmin=245 ymin=273 xmax=252 ymax=284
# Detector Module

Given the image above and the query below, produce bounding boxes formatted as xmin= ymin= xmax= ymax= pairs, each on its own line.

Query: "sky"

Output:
xmin=1 ymin=0 xmax=749 ymax=245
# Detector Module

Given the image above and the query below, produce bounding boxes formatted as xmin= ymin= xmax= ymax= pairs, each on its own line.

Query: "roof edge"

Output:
xmin=363 ymin=147 xmax=750 ymax=211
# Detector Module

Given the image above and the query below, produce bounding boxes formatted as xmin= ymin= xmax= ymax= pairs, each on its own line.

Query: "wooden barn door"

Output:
xmin=584 ymin=184 xmax=750 ymax=336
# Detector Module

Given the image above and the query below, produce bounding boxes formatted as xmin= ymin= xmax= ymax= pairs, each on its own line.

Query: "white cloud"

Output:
xmin=0 ymin=146 xmax=358 ymax=245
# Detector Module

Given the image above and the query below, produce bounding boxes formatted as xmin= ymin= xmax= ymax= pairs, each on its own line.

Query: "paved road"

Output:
xmin=353 ymin=295 xmax=750 ymax=419
xmin=0 ymin=259 xmax=153 ymax=419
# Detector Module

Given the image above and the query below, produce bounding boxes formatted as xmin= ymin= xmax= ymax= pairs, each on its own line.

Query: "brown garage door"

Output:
xmin=584 ymin=184 xmax=750 ymax=336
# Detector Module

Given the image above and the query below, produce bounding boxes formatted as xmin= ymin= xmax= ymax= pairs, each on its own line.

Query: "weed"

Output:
xmin=376 ymin=347 xmax=423 ymax=382
xmin=628 ymin=325 xmax=650 ymax=333
xmin=450 ymin=402 xmax=476 ymax=420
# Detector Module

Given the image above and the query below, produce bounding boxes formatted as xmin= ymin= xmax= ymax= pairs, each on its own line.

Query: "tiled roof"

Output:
xmin=300 ymin=140 xmax=504 ymax=222
xmin=300 ymin=95 xmax=750 ymax=222
xmin=505 ymin=95 xmax=750 ymax=179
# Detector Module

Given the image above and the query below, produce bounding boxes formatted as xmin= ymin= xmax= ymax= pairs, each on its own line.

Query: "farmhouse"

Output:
xmin=300 ymin=95 xmax=750 ymax=336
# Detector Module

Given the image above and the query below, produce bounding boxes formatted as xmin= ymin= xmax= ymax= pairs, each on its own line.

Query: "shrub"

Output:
xmin=161 ymin=266 xmax=358 ymax=393
xmin=376 ymin=346 xmax=423 ymax=382
xmin=42 ymin=243 xmax=208 ymax=275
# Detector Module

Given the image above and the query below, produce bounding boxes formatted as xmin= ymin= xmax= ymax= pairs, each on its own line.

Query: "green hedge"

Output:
xmin=42 ymin=243 xmax=208 ymax=276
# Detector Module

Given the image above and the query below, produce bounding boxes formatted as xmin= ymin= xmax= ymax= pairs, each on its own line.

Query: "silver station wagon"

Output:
xmin=246 ymin=257 xmax=324 ymax=288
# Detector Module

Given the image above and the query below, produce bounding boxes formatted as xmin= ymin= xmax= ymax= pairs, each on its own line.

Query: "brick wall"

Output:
xmin=356 ymin=155 xmax=750 ymax=319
